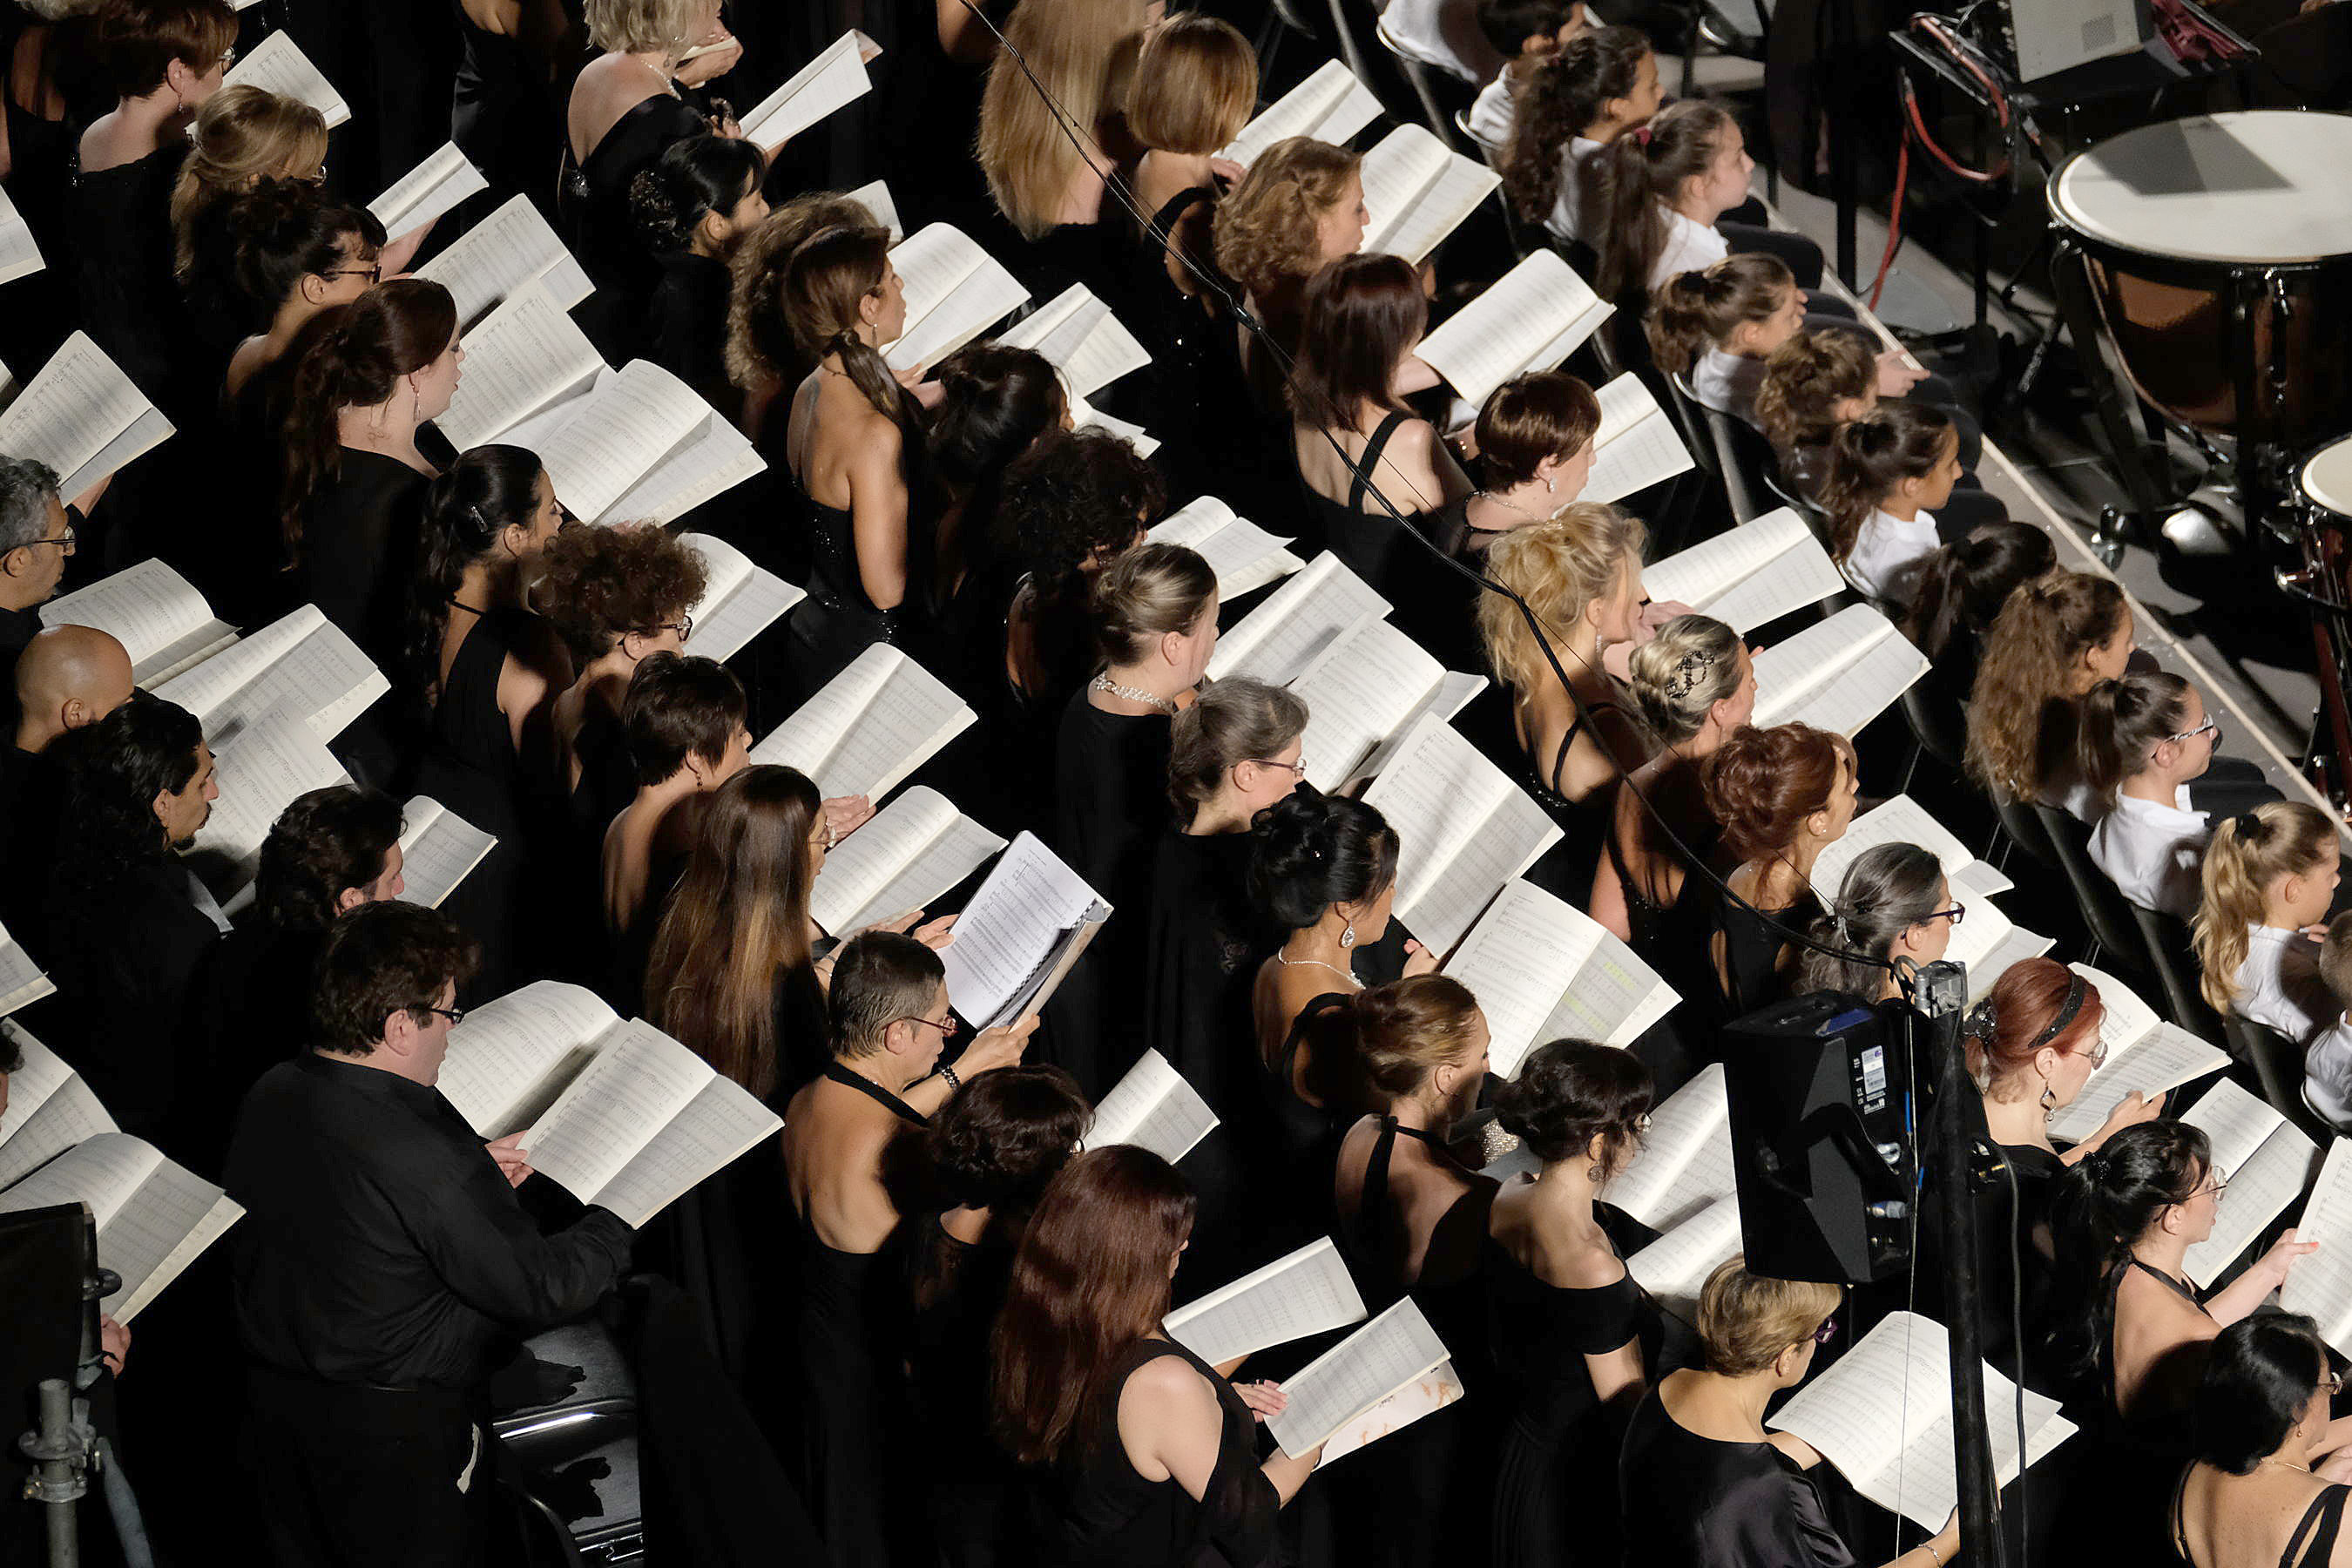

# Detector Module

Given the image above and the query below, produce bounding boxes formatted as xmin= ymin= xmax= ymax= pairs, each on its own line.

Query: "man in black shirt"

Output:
xmin=226 ymin=901 xmax=633 ymax=1568
xmin=0 ymin=456 xmax=76 ymax=735
xmin=0 ymin=625 xmax=135 ymax=935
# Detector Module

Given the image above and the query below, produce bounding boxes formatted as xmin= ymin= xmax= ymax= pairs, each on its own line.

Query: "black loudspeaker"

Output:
xmin=1721 ymin=992 xmax=1917 ymax=1285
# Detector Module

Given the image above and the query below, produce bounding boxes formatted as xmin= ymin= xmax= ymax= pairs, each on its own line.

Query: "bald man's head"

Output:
xmin=16 ymin=625 xmax=134 ymax=753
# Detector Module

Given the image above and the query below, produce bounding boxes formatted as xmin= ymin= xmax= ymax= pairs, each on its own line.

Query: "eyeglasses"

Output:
xmin=2078 ymin=1035 xmax=2111 ymax=1070
xmin=2162 ymin=717 xmax=2220 ymax=750
xmin=2325 ymin=1371 xmax=2346 ymax=1397
xmin=217 ymin=45 xmax=236 ymax=68
xmin=323 ymin=264 xmax=382 ymax=286
xmin=2195 ymin=1164 xmax=2232 ymax=1200
xmin=1921 ymin=902 xmax=1966 ymax=927
xmin=1253 ymin=757 xmax=1308 ymax=779
xmin=302 ymin=163 xmax=328 ymax=187
xmin=19 ymin=524 xmax=74 ymax=553
xmin=810 ymin=821 xmax=835 ymax=855
xmin=656 ymin=613 xmax=693 ymax=642
xmin=894 ymin=1015 xmax=959 ymax=1038
xmin=1809 ymin=1316 xmax=1838 ymax=1346
xmin=386 ymin=1004 xmax=466 ymax=1030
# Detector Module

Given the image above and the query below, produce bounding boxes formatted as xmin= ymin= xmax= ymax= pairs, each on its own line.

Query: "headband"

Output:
xmin=2027 ymin=972 xmax=2088 ymax=1053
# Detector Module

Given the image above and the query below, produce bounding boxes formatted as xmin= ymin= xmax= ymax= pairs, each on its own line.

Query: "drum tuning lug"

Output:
xmin=2091 ymin=506 xmax=2132 ymax=566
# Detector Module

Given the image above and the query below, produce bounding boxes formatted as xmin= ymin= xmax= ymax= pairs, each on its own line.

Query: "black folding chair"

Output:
xmin=2033 ymin=801 xmax=2158 ymax=982
xmin=2129 ymin=902 xmax=2229 ymax=1041
xmin=2222 ymin=1011 xmax=2338 ymax=1143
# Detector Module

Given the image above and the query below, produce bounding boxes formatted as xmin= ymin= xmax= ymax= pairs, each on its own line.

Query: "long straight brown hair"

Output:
xmin=645 ymin=764 xmax=823 ymax=1101
xmin=990 ymin=1146 xmax=1197 ymax=1465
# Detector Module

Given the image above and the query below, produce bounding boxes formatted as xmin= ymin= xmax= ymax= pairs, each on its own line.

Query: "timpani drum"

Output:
xmin=2048 ymin=111 xmax=2352 ymax=447
xmin=2301 ymin=434 xmax=2352 ymax=527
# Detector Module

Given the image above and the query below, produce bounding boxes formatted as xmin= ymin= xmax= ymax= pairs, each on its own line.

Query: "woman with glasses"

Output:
xmin=1620 ymin=1256 xmax=1963 ymax=1568
xmin=1485 ymin=1039 xmax=1660 ymax=1567
xmin=2172 ymin=1315 xmax=2352 ymax=1568
xmin=1792 ymin=841 xmax=1959 ymax=1003
xmin=2081 ymin=669 xmax=2279 ymax=922
xmin=217 ymin=180 xmax=386 ymax=408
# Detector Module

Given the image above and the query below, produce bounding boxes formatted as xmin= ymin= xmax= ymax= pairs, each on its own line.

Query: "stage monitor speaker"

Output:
xmin=1721 ymin=991 xmax=1916 ymax=1285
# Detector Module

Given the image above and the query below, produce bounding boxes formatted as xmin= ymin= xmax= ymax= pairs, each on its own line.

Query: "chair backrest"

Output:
xmin=1692 ymin=398 xmax=1777 ymax=524
xmin=1662 ymin=373 xmax=1722 ymax=478
xmin=1899 ymin=683 xmax=1967 ymax=774
xmin=2033 ymin=801 xmax=2155 ymax=974
xmin=2128 ymin=901 xmax=2229 ymax=1039
xmin=1369 ymin=9 xmax=1471 ymax=153
xmin=2221 ymin=1010 xmax=2337 ymax=1142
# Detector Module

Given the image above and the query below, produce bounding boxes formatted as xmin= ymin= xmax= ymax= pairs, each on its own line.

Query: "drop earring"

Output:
xmin=2039 ymin=1076 xmax=2056 ymax=1115
xmin=1339 ymin=923 xmax=1356 ymax=949
xmin=1544 ymin=476 xmax=1557 ymax=494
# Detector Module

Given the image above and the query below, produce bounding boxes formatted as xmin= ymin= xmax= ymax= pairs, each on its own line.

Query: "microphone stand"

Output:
xmin=1913 ymin=957 xmax=2004 ymax=1566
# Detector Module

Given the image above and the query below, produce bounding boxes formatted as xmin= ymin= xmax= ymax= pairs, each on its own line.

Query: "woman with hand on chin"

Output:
xmin=1620 ymin=1257 xmax=1963 ymax=1568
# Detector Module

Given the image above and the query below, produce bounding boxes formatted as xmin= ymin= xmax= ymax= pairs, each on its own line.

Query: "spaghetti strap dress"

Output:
xmin=1040 ymin=1337 xmax=1280 ymax=1568
xmin=792 ymin=1064 xmax=928 ymax=1568
xmin=1520 ymin=703 xmax=1622 ymax=909
xmin=412 ymin=606 xmax=541 ymax=996
xmin=1298 ymin=411 xmax=1430 ymax=604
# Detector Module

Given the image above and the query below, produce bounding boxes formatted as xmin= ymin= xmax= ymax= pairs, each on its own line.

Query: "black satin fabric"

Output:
xmin=1618 ymin=1388 xmax=1858 ymax=1568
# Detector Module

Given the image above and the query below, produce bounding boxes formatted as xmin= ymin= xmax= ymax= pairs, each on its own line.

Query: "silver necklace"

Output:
xmin=1475 ymin=489 xmax=1557 ymax=524
xmin=1274 ymin=948 xmax=1360 ymax=988
xmin=1091 ymin=672 xmax=1177 ymax=713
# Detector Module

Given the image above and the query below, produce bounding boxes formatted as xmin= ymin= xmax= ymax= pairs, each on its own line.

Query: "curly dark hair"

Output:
xmin=51 ymin=692 xmax=205 ymax=900
xmin=926 ymin=1064 xmax=1092 ymax=1214
xmin=534 ymin=522 xmax=709 ymax=662
xmin=311 ymin=902 xmax=482 ymax=1057
xmin=254 ymin=785 xmax=406 ymax=934
xmin=1492 ymin=1038 xmax=1654 ymax=1168
xmin=1501 ymin=25 xmax=1650 ymax=226
xmin=995 ymin=426 xmax=1166 ymax=588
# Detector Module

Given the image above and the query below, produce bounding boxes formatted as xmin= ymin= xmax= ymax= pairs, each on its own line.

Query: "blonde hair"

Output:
xmin=1211 ymin=138 xmax=1362 ymax=305
xmin=1350 ymin=975 xmax=1485 ymax=1104
xmin=977 ymin=0 xmax=1148 ymax=240
xmin=1092 ymin=541 xmax=1216 ymax=668
xmin=1696 ymin=1257 xmax=1842 ymax=1375
xmin=726 ymin=191 xmax=880 ymax=393
xmin=1129 ymin=14 xmax=1257 ymax=155
xmin=171 ymin=84 xmax=328 ymax=277
xmin=1476 ymin=502 xmax=1646 ymax=696
xmin=586 ymin=0 xmax=709 ymax=57
xmin=2194 ymin=802 xmax=2337 ymax=1010
xmin=1963 ymin=571 xmax=2128 ymax=802
xmin=1624 ymin=613 xmax=1741 ymax=745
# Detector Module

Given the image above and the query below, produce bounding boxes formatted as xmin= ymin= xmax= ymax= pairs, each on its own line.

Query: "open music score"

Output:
xmin=0 ymin=183 xmax=42 ymax=287
xmin=0 ymin=1028 xmax=114 ymax=1188
xmin=509 ymin=360 xmax=760 ymax=524
xmin=2180 ymin=1078 xmax=2322 ymax=1287
xmin=1289 ymin=617 xmax=1484 ymax=792
xmin=1581 ymin=375 xmax=1697 ymax=506
xmin=430 ymin=281 xmax=606 ymax=453
xmin=884 ymin=224 xmax=1031 ymax=374
xmin=1147 ymin=497 xmax=1304 ymax=602
xmin=997 ymin=283 xmax=1152 ymax=400
xmin=848 ymin=179 xmax=902 ymax=241
xmin=44 ymin=558 xmax=237 ymax=686
xmin=369 ymin=142 xmax=489 ymax=239
xmin=936 ymin=832 xmax=1109 ymax=1030
xmin=417 ymin=193 xmax=594 ymax=328
xmin=749 ymin=644 xmax=975 ymax=802
xmin=225 ymin=30 xmax=349 ymax=126
xmin=1626 ymin=1193 xmax=1742 ymax=1317
xmin=1266 ymin=1297 xmax=1451 ymax=1456
xmin=2283 ymin=1140 xmax=2352 ymax=1353
xmin=1358 ymin=713 xmax=1562 ymax=954
xmin=1497 ymin=1063 xmax=1738 ymax=1233
xmin=0 ymin=332 xmax=174 ymax=500
xmin=739 ymin=30 xmax=875 ymax=151
xmin=152 ymin=604 xmax=389 ymax=748
xmin=1357 ymin=125 xmax=1501 ymax=263
xmin=1640 ymin=507 xmax=1842 ymax=633
xmin=1443 ymin=879 xmax=1678 ymax=1071
xmin=681 ymin=532 xmax=804 ymax=664
xmin=1221 ymin=59 xmax=1383 ymax=166
xmin=395 ymin=795 xmax=498 ymax=912
xmin=1749 ymin=604 xmax=1929 ymax=737
xmin=2044 ymin=963 xmax=2229 ymax=1142
xmin=0 ymin=1131 xmax=242 ymax=1321
xmin=0 ymin=925 xmax=50 ymax=1022
xmin=809 ymin=785 xmax=1005 ymax=936
xmin=1207 ymin=551 xmax=1391 ymax=688
xmin=188 ymin=708 xmax=351 ymax=896
xmin=1082 ymin=1049 xmax=1219 ymax=1165
xmin=1415 ymin=250 xmax=1613 ymax=409
xmin=1165 ymin=1238 xmax=1369 ymax=1368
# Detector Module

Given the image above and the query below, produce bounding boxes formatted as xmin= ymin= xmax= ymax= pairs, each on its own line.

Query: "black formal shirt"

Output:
xmin=226 ymin=1053 xmax=634 ymax=1391
xmin=43 ymin=855 xmax=225 ymax=1135
xmin=0 ymin=598 xmax=42 ymax=738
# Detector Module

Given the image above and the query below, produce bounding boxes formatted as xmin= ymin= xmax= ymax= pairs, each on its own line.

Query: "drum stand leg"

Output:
xmin=2051 ymin=239 xmax=2180 ymax=531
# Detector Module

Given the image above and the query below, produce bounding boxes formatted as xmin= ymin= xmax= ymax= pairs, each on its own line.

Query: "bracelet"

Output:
xmin=1922 ymin=1541 xmax=1944 ymax=1567
xmin=938 ymin=1064 xmax=961 ymax=1091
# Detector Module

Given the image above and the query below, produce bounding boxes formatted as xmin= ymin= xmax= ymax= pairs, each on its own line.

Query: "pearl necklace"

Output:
xmin=1274 ymin=948 xmax=1360 ymax=988
xmin=1091 ymin=672 xmax=1177 ymax=713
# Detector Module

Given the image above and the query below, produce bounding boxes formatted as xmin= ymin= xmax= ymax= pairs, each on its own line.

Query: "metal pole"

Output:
xmin=1830 ymin=0 xmax=1858 ymax=287
xmin=22 ymin=1378 xmax=83 ymax=1568
xmin=1918 ymin=958 xmax=2004 ymax=1567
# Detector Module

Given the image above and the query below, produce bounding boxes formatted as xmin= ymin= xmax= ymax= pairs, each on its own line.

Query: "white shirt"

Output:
xmin=1539 ymin=137 xmax=1605 ymax=247
xmin=1840 ymin=508 xmax=1941 ymax=606
xmin=1690 ymin=348 xmax=1766 ymax=422
xmin=2043 ymin=773 xmax=2191 ymax=827
xmin=1467 ymin=73 xmax=1515 ymax=159
xmin=2086 ymin=790 xmax=2210 ymax=921
xmin=2233 ymin=923 xmax=2337 ymax=1044
xmin=1649 ymin=207 xmax=1729 ymax=292
xmin=1375 ymin=0 xmax=1503 ymax=84
xmin=2305 ymin=1017 xmax=2352 ymax=1130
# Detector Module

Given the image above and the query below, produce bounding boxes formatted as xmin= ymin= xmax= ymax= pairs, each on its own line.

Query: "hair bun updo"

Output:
xmin=1490 ymin=1039 xmax=1654 ymax=1167
xmin=1247 ymin=790 xmax=1399 ymax=932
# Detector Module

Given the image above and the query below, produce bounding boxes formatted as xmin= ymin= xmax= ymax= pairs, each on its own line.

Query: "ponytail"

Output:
xmin=2044 ymin=1120 xmax=2208 ymax=1384
xmin=1592 ymin=98 xmax=1736 ymax=302
xmin=1794 ymin=841 xmax=1943 ymax=997
xmin=725 ymin=192 xmax=884 ymax=393
xmin=784 ymin=225 xmax=915 ymax=429
xmin=1754 ymin=329 xmax=1876 ymax=453
xmin=1645 ymin=253 xmax=1791 ymax=376
xmin=2077 ymin=671 xmax=2189 ymax=809
xmin=1901 ymin=520 xmax=2055 ymax=667
xmin=1817 ymin=405 xmax=1954 ymax=564
xmin=1963 ymin=570 xmax=2127 ymax=802
xmin=404 ymin=445 xmax=545 ymax=704
xmin=1499 ymin=25 xmax=1651 ymax=226
xmin=2193 ymin=801 xmax=2336 ymax=1009
xmin=277 ymin=279 xmax=457 ymax=560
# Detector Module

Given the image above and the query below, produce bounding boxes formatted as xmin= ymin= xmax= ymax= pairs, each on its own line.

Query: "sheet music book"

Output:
xmin=368 ymin=141 xmax=489 ymax=237
xmin=1626 ymin=1192 xmax=1743 ymax=1316
xmin=2045 ymin=963 xmax=2229 ymax=1143
xmin=225 ymin=30 xmax=350 ymax=127
xmin=997 ymin=283 xmax=1151 ymax=399
xmin=883 ymin=223 xmax=1031 ymax=373
xmin=1289 ymin=616 xmax=1485 ymax=792
xmin=417 ymin=193 xmax=594 ymax=328
xmin=2281 ymin=1140 xmax=2352 ymax=1353
xmin=809 ymin=785 xmax=1004 ymax=936
xmin=0 ymin=332 xmax=175 ymax=499
xmin=1065 ymin=389 xmax=1162 ymax=458
xmin=739 ymin=30 xmax=874 ymax=149
xmin=0 ymin=923 xmax=50 ymax=1020
xmin=188 ymin=709 xmax=351 ymax=896
xmin=1749 ymin=604 xmax=1928 ymax=736
xmin=0 ymin=1026 xmax=116 ymax=1189
xmin=152 ymin=604 xmax=389 ymax=748
xmin=936 ymin=831 xmax=1109 ymax=1031
xmin=1267 ymin=1296 xmax=1451 ymax=1455
xmin=44 ymin=558 xmax=237 ymax=686
xmin=1640 ymin=507 xmax=1842 ymax=634
xmin=1444 ymin=879 xmax=1679 ymax=1071
xmin=1082 ymin=1049 xmax=1220 ymax=1164
xmin=0 ymin=1132 xmax=242 ymax=1321
xmin=1594 ymin=1062 xmax=1736 ymax=1231
xmin=1809 ymin=794 xmax=2013 ymax=909
xmin=1357 ymin=712 xmax=1563 ymax=953
xmin=682 ymin=532 xmax=804 ymax=663
xmin=1206 ymin=551 xmax=1390 ymax=687
xmin=1414 ymin=250 xmax=1613 ymax=409
xmin=0 ymin=183 xmax=43 ymax=286
xmin=438 ymin=981 xmax=636 ymax=1137
xmin=1768 ymin=1311 xmax=2076 ymax=1531
xmin=748 ymin=644 xmax=974 ymax=801
xmin=1965 ymin=923 xmax=2057 ymax=1003
xmin=1165 ymin=1237 xmax=1369 ymax=1367
xmin=605 ymin=404 xmax=766 ymax=524
xmin=2180 ymin=1078 xmax=2322 ymax=1287
xmin=1146 ymin=497 xmax=1303 ymax=601
xmin=1579 ymin=374 xmax=1697 ymax=506
xmin=429 ymin=281 xmax=606 ymax=452
xmin=503 ymin=359 xmax=759 ymax=524
xmin=1319 ymin=1360 xmax=1466 ymax=1467
xmin=1220 ymin=58 xmax=1384 ymax=166
xmin=1357 ymin=124 xmax=1501 ymax=263
xmin=395 ymin=794 xmax=497 ymax=910
xmin=848 ymin=179 xmax=903 ymax=241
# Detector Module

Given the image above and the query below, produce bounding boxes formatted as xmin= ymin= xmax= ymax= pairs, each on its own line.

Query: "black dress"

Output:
xmin=68 ymin=139 xmax=186 ymax=406
xmin=296 ymin=449 xmax=433 ymax=671
xmin=1297 ymin=411 xmax=1434 ymax=604
xmin=1044 ymin=689 xmax=1173 ymax=1096
xmin=1040 ymin=1337 xmax=1280 ymax=1568
xmin=1619 ymin=1388 xmax=1857 ymax=1568
xmin=412 ymin=606 xmax=539 ymax=997
xmin=1713 ymin=886 xmax=1821 ymax=1026
xmin=793 ymin=1062 xmax=928 ymax=1568
xmin=641 ymin=249 xmax=736 ymax=419
xmin=1485 ymin=1212 xmax=1662 ymax=1567
xmin=783 ymin=490 xmax=901 ymax=695
xmin=1520 ymin=706 xmax=1622 ymax=910
xmin=450 ymin=3 xmax=558 ymax=213
xmin=899 ymin=1215 xmax=1024 ymax=1568
xmin=564 ymin=89 xmax=709 ymax=301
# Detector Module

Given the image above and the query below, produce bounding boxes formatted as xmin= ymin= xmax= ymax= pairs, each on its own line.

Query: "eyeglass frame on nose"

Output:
xmin=2161 ymin=717 xmax=2220 ymax=750
xmin=17 ymin=522 xmax=74 ymax=553
xmin=893 ymin=1014 xmax=959 ymax=1038
xmin=1250 ymin=757 xmax=1308 ymax=779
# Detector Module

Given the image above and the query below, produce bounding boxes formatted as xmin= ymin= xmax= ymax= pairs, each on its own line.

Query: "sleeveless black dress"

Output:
xmin=412 ymin=605 xmax=540 ymax=997
xmin=2170 ymin=1466 xmax=2350 ymax=1568
xmin=1297 ymin=410 xmax=1432 ymax=602
xmin=1619 ymin=1389 xmax=1858 ymax=1567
